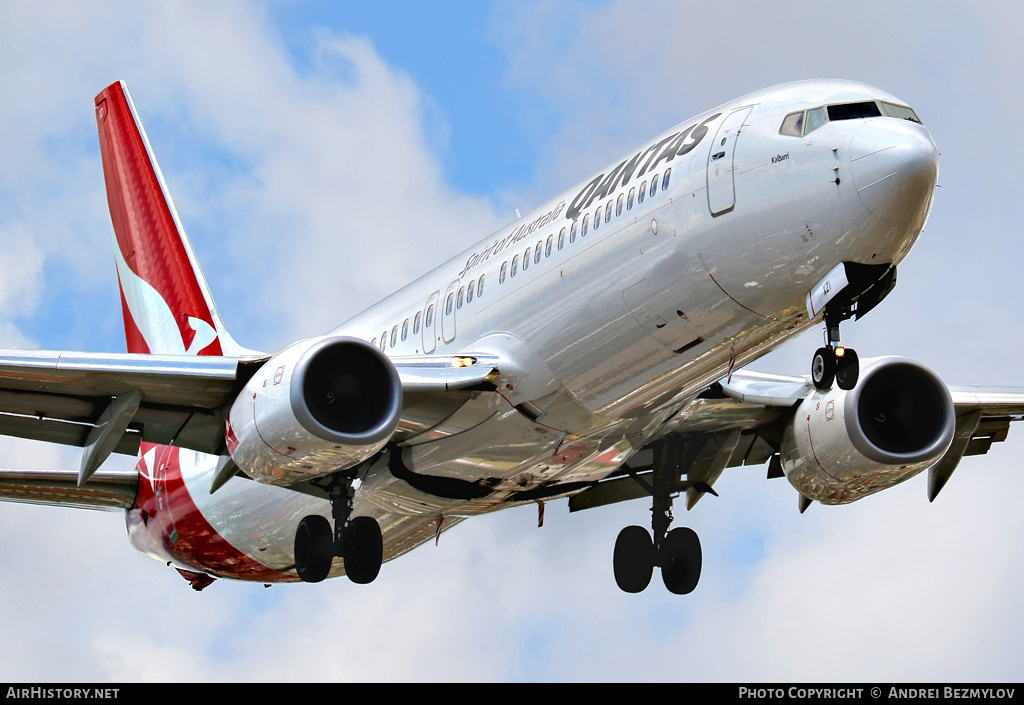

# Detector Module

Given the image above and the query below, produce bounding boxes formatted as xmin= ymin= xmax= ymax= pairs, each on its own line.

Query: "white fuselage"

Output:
xmin=127 ymin=79 xmax=940 ymax=581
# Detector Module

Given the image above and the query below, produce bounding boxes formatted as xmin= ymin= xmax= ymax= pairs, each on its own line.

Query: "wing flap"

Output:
xmin=0 ymin=412 xmax=142 ymax=456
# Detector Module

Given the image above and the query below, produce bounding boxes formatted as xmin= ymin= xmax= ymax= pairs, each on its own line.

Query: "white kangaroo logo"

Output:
xmin=113 ymin=233 xmax=218 ymax=355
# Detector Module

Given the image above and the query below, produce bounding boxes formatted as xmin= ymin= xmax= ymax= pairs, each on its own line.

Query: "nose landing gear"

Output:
xmin=812 ymin=313 xmax=859 ymax=391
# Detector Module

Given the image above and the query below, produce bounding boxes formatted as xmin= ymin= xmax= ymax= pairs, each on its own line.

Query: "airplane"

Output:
xmin=0 ymin=78 xmax=1020 ymax=594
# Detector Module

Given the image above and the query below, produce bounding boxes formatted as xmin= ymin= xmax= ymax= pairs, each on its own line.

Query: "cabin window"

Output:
xmin=466 ymin=281 xmax=474 ymax=303
xmin=616 ymin=193 xmax=624 ymax=216
xmin=413 ymin=311 xmax=421 ymax=334
xmin=445 ymin=294 xmax=453 ymax=315
xmin=546 ymin=233 xmax=553 ymax=257
xmin=500 ymin=261 xmax=507 ymax=283
xmin=650 ymin=175 xmax=658 ymax=197
xmin=477 ymin=275 xmax=485 ymax=298
xmin=558 ymin=227 xmax=566 ymax=250
xmin=605 ymin=201 xmax=612 ymax=223
xmin=371 ymin=337 xmax=377 ymax=348
xmin=401 ymin=319 xmax=409 ymax=340
xmin=534 ymin=242 xmax=542 ymax=264
xmin=638 ymin=181 xmax=647 ymax=204
xmin=627 ymin=187 xmax=635 ymax=210
xmin=379 ymin=335 xmax=386 ymax=351
xmin=511 ymin=255 xmax=519 ymax=277
xmin=780 ymin=111 xmax=804 ymax=136
xmin=522 ymin=248 xmax=530 ymax=270
xmin=593 ymin=206 xmax=600 ymax=230
xmin=391 ymin=326 xmax=398 ymax=347
xmin=662 ymin=169 xmax=671 ymax=191
xmin=570 ymin=220 xmax=578 ymax=243
xmin=425 ymin=304 xmax=434 ymax=328
xmin=582 ymin=214 xmax=589 ymax=236
xmin=804 ymin=107 xmax=826 ymax=133
xmin=457 ymin=287 xmax=464 ymax=309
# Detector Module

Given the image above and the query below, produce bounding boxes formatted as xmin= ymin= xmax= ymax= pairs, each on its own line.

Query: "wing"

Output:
xmin=567 ymin=371 xmax=1024 ymax=513
xmin=0 ymin=349 xmax=268 ymax=457
xmin=0 ymin=346 xmax=498 ymax=504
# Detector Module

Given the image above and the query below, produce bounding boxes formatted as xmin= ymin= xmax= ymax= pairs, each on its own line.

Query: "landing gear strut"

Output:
xmin=811 ymin=311 xmax=859 ymax=391
xmin=613 ymin=441 xmax=703 ymax=595
xmin=294 ymin=472 xmax=383 ymax=584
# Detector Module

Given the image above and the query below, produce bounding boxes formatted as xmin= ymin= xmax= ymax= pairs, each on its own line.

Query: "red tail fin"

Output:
xmin=95 ymin=81 xmax=244 ymax=356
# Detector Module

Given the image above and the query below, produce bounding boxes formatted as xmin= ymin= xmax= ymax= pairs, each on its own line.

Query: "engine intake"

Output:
xmin=849 ymin=361 xmax=952 ymax=462
xmin=294 ymin=339 xmax=400 ymax=442
xmin=228 ymin=336 xmax=402 ymax=485
xmin=781 ymin=356 xmax=954 ymax=505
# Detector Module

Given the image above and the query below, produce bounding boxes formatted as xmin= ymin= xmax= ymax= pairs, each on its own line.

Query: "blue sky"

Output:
xmin=269 ymin=1 xmax=552 ymax=194
xmin=1 ymin=0 xmax=1024 ymax=683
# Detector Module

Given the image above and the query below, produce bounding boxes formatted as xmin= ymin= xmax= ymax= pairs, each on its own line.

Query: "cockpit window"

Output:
xmin=780 ymin=111 xmax=803 ymax=136
xmin=827 ymin=101 xmax=882 ymax=121
xmin=780 ymin=99 xmax=921 ymax=139
xmin=804 ymin=107 xmax=827 ymax=134
xmin=881 ymin=101 xmax=922 ymax=124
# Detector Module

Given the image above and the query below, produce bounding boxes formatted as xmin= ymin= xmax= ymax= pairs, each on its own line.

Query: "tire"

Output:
xmin=811 ymin=347 xmax=836 ymax=390
xmin=836 ymin=348 xmax=860 ymax=390
xmin=613 ymin=525 xmax=655 ymax=593
xmin=295 ymin=515 xmax=334 ymax=583
xmin=343 ymin=516 xmax=383 ymax=585
xmin=660 ymin=527 xmax=702 ymax=595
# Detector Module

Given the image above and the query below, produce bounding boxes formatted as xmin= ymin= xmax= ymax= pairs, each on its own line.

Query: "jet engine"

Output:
xmin=226 ymin=336 xmax=402 ymax=486
xmin=780 ymin=356 xmax=954 ymax=504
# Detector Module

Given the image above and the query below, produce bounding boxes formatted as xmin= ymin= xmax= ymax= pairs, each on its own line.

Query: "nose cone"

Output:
xmin=850 ymin=121 xmax=939 ymax=228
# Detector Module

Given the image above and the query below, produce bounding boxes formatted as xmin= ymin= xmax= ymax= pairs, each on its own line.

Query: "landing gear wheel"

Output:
xmin=659 ymin=527 xmax=702 ymax=595
xmin=343 ymin=516 xmax=383 ymax=585
xmin=835 ymin=348 xmax=860 ymax=390
xmin=295 ymin=515 xmax=334 ymax=583
xmin=613 ymin=525 xmax=655 ymax=593
xmin=812 ymin=347 xmax=836 ymax=390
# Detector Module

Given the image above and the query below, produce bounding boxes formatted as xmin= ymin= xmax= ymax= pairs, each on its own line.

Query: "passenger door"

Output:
xmin=707 ymin=107 xmax=752 ymax=216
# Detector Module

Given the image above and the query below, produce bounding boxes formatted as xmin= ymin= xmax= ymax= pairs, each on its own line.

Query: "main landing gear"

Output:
xmin=294 ymin=473 xmax=383 ymax=584
xmin=811 ymin=312 xmax=859 ymax=391
xmin=613 ymin=441 xmax=704 ymax=595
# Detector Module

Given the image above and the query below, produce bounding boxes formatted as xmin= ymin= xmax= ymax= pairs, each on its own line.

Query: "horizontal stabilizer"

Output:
xmin=0 ymin=467 xmax=137 ymax=511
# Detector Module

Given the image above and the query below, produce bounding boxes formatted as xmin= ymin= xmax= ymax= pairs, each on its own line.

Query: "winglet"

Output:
xmin=94 ymin=81 xmax=250 ymax=357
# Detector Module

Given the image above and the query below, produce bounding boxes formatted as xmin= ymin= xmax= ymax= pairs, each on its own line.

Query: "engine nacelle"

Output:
xmin=781 ymin=356 xmax=954 ymax=505
xmin=227 ymin=336 xmax=402 ymax=485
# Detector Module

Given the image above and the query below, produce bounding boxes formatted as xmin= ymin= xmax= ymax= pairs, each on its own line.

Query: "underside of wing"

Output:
xmin=0 ymin=349 xmax=268 ymax=458
xmin=568 ymin=372 xmax=1024 ymax=514
xmin=928 ymin=386 xmax=1024 ymax=500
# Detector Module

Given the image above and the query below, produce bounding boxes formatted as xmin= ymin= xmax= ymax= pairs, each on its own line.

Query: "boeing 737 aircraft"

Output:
xmin=0 ymin=79 xmax=1020 ymax=594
